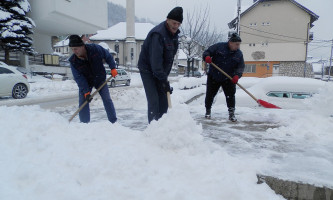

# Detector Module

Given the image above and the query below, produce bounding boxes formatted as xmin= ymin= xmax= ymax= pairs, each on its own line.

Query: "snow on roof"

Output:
xmin=90 ymin=22 xmax=155 ymax=41
xmin=98 ymin=42 xmax=116 ymax=54
xmin=178 ymin=49 xmax=187 ymax=60
xmin=54 ymin=39 xmax=69 ymax=47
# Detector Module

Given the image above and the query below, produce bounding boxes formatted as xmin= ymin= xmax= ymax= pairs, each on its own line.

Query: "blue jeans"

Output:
xmin=140 ymin=70 xmax=168 ymax=123
xmin=79 ymin=84 xmax=117 ymax=123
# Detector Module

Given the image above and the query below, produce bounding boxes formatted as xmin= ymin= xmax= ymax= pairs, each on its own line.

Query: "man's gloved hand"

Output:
xmin=231 ymin=75 xmax=239 ymax=84
xmin=205 ymin=56 xmax=212 ymax=64
xmin=161 ymin=80 xmax=173 ymax=94
xmin=84 ymin=91 xmax=93 ymax=103
xmin=111 ymin=69 xmax=118 ymax=77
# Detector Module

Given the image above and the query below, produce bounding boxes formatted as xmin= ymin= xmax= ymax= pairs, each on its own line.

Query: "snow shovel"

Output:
xmin=210 ymin=62 xmax=281 ymax=109
xmin=68 ymin=75 xmax=114 ymax=123
xmin=167 ymin=91 xmax=172 ymax=109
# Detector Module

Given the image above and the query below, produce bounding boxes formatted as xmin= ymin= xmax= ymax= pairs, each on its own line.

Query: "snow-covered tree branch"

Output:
xmin=0 ymin=0 xmax=35 ymax=64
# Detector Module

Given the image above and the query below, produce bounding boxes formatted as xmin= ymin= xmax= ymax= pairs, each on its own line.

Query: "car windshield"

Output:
xmin=292 ymin=93 xmax=312 ymax=99
xmin=267 ymin=92 xmax=290 ymax=98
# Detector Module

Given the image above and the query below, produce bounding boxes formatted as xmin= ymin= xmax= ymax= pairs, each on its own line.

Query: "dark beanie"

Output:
xmin=69 ymin=35 xmax=84 ymax=47
xmin=229 ymin=33 xmax=242 ymax=42
xmin=167 ymin=7 xmax=183 ymax=23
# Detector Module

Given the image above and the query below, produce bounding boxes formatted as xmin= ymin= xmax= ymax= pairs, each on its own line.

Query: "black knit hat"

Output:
xmin=167 ymin=7 xmax=183 ymax=23
xmin=229 ymin=33 xmax=242 ymax=42
xmin=69 ymin=35 xmax=84 ymax=47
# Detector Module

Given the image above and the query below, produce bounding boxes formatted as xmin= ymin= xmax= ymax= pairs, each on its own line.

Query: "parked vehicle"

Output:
xmin=0 ymin=61 xmax=30 ymax=99
xmin=234 ymin=77 xmax=327 ymax=109
xmin=106 ymin=69 xmax=131 ymax=87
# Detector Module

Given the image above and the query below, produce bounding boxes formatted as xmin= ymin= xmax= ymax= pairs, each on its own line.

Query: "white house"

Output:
xmin=228 ymin=0 xmax=319 ymax=78
xmin=90 ymin=22 xmax=155 ymax=67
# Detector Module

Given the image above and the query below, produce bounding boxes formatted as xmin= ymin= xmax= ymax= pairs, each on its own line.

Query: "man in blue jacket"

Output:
xmin=138 ymin=7 xmax=183 ymax=123
xmin=203 ymin=33 xmax=245 ymax=122
xmin=68 ymin=35 xmax=118 ymax=123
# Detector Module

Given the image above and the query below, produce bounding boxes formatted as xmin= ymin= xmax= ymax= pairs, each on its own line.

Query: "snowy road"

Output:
xmin=38 ymin=86 xmax=333 ymax=188
xmin=2 ymin=75 xmax=332 ymax=191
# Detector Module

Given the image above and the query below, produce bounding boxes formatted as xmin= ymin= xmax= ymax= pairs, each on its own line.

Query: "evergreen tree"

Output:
xmin=0 ymin=0 xmax=35 ymax=64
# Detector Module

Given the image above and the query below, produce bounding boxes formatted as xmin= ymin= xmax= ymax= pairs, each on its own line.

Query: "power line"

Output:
xmin=240 ymin=31 xmax=306 ymax=43
xmin=240 ymin=24 xmax=331 ymax=43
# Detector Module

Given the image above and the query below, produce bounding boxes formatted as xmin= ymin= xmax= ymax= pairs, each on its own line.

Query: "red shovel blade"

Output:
xmin=257 ymin=99 xmax=281 ymax=109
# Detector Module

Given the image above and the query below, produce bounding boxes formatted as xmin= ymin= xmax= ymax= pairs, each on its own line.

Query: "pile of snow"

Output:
xmin=177 ymin=76 xmax=206 ymax=89
xmin=0 ymin=105 xmax=283 ymax=200
xmin=28 ymin=79 xmax=78 ymax=98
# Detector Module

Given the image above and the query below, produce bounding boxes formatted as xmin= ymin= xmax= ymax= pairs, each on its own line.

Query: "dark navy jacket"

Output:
xmin=203 ymin=42 xmax=245 ymax=82
xmin=69 ymin=44 xmax=116 ymax=94
xmin=138 ymin=21 xmax=179 ymax=81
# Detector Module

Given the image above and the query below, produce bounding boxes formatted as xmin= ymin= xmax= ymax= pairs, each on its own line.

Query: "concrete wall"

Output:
xmin=280 ymin=61 xmax=314 ymax=77
xmin=239 ymin=0 xmax=311 ymax=62
xmin=29 ymin=0 xmax=108 ymax=54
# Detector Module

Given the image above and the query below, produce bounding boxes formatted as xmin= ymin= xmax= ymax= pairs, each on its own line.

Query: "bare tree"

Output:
xmin=179 ymin=6 xmax=224 ymax=76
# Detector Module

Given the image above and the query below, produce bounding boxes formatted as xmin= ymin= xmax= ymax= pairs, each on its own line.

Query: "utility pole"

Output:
xmin=237 ymin=0 xmax=241 ymax=35
xmin=328 ymin=39 xmax=333 ymax=81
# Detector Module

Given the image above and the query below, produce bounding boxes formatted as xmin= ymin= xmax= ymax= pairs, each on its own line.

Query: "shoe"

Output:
xmin=228 ymin=108 xmax=237 ymax=122
xmin=205 ymin=108 xmax=211 ymax=119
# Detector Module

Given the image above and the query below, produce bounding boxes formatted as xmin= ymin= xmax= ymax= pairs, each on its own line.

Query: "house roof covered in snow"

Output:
xmin=228 ymin=0 xmax=319 ymax=29
xmin=90 ymin=22 xmax=155 ymax=41
xmin=54 ymin=38 xmax=69 ymax=47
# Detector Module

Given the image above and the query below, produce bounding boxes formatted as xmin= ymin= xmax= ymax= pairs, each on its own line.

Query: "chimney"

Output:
xmin=126 ymin=0 xmax=135 ymax=38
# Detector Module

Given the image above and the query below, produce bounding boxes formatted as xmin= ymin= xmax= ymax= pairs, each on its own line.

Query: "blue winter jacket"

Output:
xmin=138 ymin=21 xmax=179 ymax=81
xmin=203 ymin=42 xmax=245 ymax=82
xmin=69 ymin=44 xmax=116 ymax=94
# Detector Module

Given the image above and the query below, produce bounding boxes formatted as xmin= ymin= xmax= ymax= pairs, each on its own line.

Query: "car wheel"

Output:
xmin=12 ymin=83 xmax=28 ymax=99
xmin=126 ymin=80 xmax=130 ymax=86
xmin=110 ymin=80 xmax=116 ymax=88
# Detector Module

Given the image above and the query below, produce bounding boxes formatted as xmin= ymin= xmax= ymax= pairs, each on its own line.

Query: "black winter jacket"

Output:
xmin=138 ymin=21 xmax=179 ymax=81
xmin=203 ymin=42 xmax=245 ymax=82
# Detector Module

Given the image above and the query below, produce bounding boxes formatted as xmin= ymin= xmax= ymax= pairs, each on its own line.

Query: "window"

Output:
xmin=292 ymin=93 xmax=312 ymax=99
xmin=244 ymin=64 xmax=256 ymax=73
xmin=267 ymin=92 xmax=290 ymax=98
xmin=249 ymin=44 xmax=252 ymax=47
xmin=0 ymin=67 xmax=14 ymax=74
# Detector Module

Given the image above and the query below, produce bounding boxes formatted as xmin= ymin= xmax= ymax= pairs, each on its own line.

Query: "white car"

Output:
xmin=0 ymin=61 xmax=30 ymax=99
xmin=106 ymin=69 xmax=131 ymax=87
xmin=228 ymin=77 xmax=327 ymax=109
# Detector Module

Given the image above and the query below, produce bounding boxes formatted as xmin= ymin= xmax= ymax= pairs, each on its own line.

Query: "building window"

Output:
xmin=244 ymin=64 xmax=256 ymax=73
xmin=249 ymin=44 xmax=252 ymax=47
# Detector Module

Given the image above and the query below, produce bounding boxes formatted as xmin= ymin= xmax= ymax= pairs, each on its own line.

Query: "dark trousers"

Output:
xmin=205 ymin=75 xmax=236 ymax=110
xmin=140 ymin=70 xmax=168 ymax=123
xmin=79 ymin=83 xmax=117 ymax=123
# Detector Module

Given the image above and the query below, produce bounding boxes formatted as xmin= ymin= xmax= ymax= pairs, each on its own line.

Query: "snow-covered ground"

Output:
xmin=1 ymin=74 xmax=332 ymax=199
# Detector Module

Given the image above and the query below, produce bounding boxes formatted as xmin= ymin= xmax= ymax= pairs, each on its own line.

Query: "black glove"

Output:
xmin=84 ymin=92 xmax=93 ymax=103
xmin=161 ymin=80 xmax=173 ymax=94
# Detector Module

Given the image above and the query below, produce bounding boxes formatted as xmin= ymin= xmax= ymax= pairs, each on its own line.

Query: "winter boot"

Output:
xmin=205 ymin=108 xmax=211 ymax=119
xmin=228 ymin=108 xmax=237 ymax=122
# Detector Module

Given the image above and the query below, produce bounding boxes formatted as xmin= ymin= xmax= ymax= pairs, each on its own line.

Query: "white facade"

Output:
xmin=229 ymin=0 xmax=318 ymax=62
xmin=29 ymin=0 xmax=108 ymax=54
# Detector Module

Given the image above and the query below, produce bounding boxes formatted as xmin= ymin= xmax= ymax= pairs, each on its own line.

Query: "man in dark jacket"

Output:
xmin=203 ymin=33 xmax=245 ymax=122
xmin=68 ymin=35 xmax=118 ymax=123
xmin=138 ymin=7 xmax=183 ymax=123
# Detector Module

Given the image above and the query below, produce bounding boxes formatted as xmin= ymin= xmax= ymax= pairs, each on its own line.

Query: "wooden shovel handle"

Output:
xmin=210 ymin=62 xmax=258 ymax=102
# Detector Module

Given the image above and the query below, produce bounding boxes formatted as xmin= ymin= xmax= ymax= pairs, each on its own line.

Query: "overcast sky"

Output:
xmin=109 ymin=0 xmax=333 ymax=59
